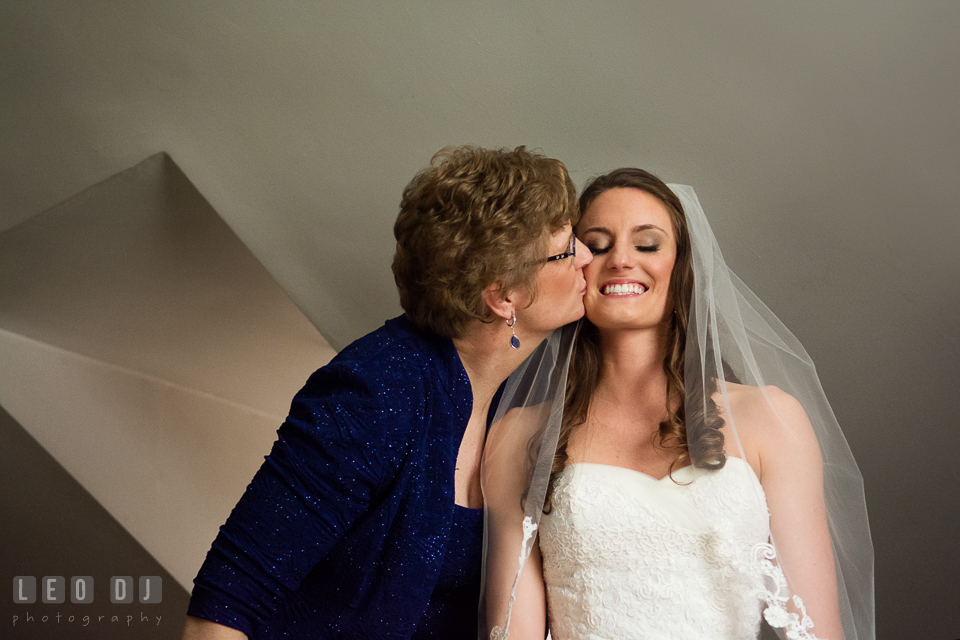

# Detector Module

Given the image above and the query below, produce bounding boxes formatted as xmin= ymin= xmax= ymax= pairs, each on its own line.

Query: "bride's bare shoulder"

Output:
xmin=724 ymin=382 xmax=803 ymax=417
xmin=721 ymin=383 xmax=814 ymax=443
xmin=718 ymin=383 xmax=820 ymax=482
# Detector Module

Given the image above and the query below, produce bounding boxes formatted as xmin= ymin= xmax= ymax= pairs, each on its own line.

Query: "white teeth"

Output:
xmin=602 ymin=283 xmax=646 ymax=295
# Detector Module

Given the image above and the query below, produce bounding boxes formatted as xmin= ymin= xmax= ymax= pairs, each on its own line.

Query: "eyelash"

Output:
xmin=587 ymin=245 xmax=660 ymax=255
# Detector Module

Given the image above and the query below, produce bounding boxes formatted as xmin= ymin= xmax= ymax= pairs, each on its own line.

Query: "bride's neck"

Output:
xmin=595 ymin=324 xmax=670 ymax=396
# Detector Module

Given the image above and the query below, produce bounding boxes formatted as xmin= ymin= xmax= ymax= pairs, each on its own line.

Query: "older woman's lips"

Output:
xmin=602 ymin=283 xmax=646 ymax=295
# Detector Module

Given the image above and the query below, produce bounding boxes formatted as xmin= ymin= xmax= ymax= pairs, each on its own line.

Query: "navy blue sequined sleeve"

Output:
xmin=188 ymin=340 xmax=424 ymax=636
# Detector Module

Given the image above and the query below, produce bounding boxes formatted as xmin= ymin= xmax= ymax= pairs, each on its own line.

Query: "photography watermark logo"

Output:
xmin=12 ymin=576 xmax=162 ymax=628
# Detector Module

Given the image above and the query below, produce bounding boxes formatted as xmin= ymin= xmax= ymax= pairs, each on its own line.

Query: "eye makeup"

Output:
xmin=580 ymin=226 xmax=667 ymax=255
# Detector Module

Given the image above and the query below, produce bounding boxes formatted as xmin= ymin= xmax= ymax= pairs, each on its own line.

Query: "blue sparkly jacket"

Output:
xmin=188 ymin=316 xmax=474 ymax=639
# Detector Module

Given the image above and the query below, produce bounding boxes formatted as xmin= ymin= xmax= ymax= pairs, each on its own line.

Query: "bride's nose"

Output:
xmin=607 ymin=242 xmax=634 ymax=270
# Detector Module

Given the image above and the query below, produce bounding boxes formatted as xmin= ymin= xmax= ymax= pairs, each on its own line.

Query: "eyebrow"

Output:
xmin=579 ymin=224 xmax=668 ymax=235
xmin=553 ymin=231 xmax=575 ymax=250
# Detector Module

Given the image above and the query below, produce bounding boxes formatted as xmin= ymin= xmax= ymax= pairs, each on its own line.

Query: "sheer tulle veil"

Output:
xmin=480 ymin=184 xmax=874 ymax=640
xmin=479 ymin=321 xmax=579 ymax=639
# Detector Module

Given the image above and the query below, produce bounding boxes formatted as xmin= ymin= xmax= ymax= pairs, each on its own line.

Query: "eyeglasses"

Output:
xmin=540 ymin=234 xmax=576 ymax=264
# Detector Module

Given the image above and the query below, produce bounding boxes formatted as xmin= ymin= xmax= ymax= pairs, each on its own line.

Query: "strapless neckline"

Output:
xmin=562 ymin=456 xmax=760 ymax=487
xmin=540 ymin=456 xmax=771 ymax=640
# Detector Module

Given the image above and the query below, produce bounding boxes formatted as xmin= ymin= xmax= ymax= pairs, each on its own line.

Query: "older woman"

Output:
xmin=181 ymin=145 xmax=592 ymax=639
xmin=483 ymin=169 xmax=873 ymax=640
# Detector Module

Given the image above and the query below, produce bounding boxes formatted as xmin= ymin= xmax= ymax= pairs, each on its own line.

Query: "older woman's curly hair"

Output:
xmin=393 ymin=145 xmax=578 ymax=339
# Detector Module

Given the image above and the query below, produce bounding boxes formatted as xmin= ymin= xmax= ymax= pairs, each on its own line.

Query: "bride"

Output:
xmin=481 ymin=169 xmax=874 ymax=640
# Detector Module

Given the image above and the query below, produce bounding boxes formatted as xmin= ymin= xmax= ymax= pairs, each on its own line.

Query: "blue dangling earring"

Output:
xmin=507 ymin=311 xmax=520 ymax=349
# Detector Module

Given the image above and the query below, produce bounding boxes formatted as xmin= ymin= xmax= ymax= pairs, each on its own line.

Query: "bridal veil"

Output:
xmin=480 ymin=184 xmax=874 ymax=640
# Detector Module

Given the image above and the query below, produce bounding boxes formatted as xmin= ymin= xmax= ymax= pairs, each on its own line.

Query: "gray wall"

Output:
xmin=1 ymin=3 xmax=957 ymax=638
xmin=0 ymin=153 xmax=335 ymax=595
xmin=0 ymin=405 xmax=190 ymax=640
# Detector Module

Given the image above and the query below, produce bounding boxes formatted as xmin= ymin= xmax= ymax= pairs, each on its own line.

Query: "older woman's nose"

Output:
xmin=574 ymin=237 xmax=593 ymax=268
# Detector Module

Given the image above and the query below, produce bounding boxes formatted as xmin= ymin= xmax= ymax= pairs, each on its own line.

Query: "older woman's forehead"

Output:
xmin=545 ymin=222 xmax=574 ymax=246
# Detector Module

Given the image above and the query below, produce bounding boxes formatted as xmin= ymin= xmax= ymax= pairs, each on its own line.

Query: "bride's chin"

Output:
xmin=589 ymin=314 xmax=669 ymax=334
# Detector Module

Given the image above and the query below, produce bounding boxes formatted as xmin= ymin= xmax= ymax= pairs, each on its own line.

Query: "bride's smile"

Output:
xmin=599 ymin=280 xmax=647 ymax=296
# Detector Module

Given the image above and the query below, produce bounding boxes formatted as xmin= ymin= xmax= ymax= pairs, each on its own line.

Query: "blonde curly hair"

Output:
xmin=393 ymin=145 xmax=578 ymax=338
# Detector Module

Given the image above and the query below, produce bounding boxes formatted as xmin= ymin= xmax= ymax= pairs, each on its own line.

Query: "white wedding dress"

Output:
xmin=539 ymin=457 xmax=779 ymax=640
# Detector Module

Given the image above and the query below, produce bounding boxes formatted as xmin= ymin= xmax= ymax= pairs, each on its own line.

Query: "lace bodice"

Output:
xmin=539 ymin=458 xmax=772 ymax=640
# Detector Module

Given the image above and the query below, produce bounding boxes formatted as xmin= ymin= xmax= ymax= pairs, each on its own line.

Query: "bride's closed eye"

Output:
xmin=586 ymin=243 xmax=610 ymax=255
xmin=584 ymin=242 xmax=660 ymax=254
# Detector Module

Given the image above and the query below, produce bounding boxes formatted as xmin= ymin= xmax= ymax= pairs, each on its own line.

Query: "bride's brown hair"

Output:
xmin=549 ymin=169 xmax=727 ymax=499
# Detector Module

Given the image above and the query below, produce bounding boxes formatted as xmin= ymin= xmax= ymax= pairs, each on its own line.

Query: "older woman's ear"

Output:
xmin=482 ymin=281 xmax=516 ymax=324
